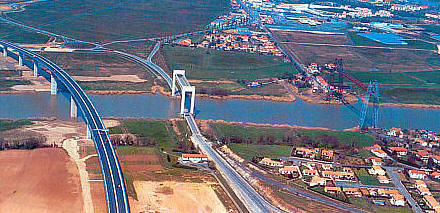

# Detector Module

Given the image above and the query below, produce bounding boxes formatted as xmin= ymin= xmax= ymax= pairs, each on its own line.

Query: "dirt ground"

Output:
xmin=0 ymin=148 xmax=84 ymax=213
xmin=0 ymin=5 xmax=11 ymax=11
xmin=23 ymin=119 xmax=85 ymax=146
xmin=131 ymin=181 xmax=227 ymax=213
xmin=73 ymin=75 xmax=148 ymax=83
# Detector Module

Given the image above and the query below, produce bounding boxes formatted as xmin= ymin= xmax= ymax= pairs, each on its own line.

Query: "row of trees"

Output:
xmin=0 ymin=136 xmax=46 ymax=151
xmin=220 ymin=131 xmax=348 ymax=149
xmin=111 ymin=134 xmax=157 ymax=146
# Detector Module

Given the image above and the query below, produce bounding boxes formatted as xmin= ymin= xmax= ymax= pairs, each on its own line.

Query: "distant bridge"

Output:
xmin=0 ymin=39 xmax=130 ymax=213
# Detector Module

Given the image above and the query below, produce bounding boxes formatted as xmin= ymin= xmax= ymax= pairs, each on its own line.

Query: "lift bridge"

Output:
xmin=327 ymin=59 xmax=380 ymax=129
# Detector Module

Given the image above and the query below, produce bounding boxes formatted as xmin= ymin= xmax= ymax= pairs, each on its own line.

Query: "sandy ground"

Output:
xmin=0 ymin=5 xmax=11 ymax=11
xmin=0 ymin=148 xmax=84 ymax=213
xmin=131 ymin=181 xmax=227 ymax=213
xmin=73 ymin=75 xmax=147 ymax=83
xmin=23 ymin=119 xmax=85 ymax=146
xmin=63 ymin=139 xmax=95 ymax=213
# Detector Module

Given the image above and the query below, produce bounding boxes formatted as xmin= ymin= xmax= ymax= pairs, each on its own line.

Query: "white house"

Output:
xmin=408 ymin=170 xmax=427 ymax=179
xmin=390 ymin=193 xmax=405 ymax=206
xmin=259 ymin=157 xmax=283 ymax=167
xmin=368 ymin=165 xmax=386 ymax=176
xmin=371 ymin=148 xmax=388 ymax=158
xmin=387 ymin=127 xmax=404 ymax=138
xmin=309 ymin=176 xmax=326 ymax=187
xmin=279 ymin=165 xmax=300 ymax=176
xmin=181 ymin=154 xmax=208 ymax=164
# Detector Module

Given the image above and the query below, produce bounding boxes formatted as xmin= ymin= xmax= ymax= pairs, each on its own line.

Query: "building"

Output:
xmin=369 ymin=165 xmax=386 ymax=176
xmin=423 ymin=195 xmax=440 ymax=211
xmin=378 ymin=189 xmax=400 ymax=197
xmin=321 ymin=171 xmax=355 ymax=180
xmin=432 ymin=155 xmax=440 ymax=166
xmin=416 ymin=151 xmax=430 ymax=162
xmin=177 ymin=39 xmax=192 ymax=46
xmin=302 ymin=169 xmax=318 ymax=176
xmin=415 ymin=180 xmax=427 ymax=188
xmin=321 ymin=164 xmax=333 ymax=170
xmin=309 ymin=176 xmax=326 ymax=187
xmin=377 ymin=175 xmax=390 ymax=184
xmin=387 ymin=127 xmax=404 ymax=138
xmin=279 ymin=165 xmax=300 ymax=175
xmin=321 ymin=149 xmax=334 ymax=161
xmin=414 ymin=138 xmax=428 ymax=147
xmin=418 ymin=186 xmax=431 ymax=196
xmin=371 ymin=148 xmax=387 ymax=158
xmin=431 ymin=172 xmax=440 ymax=179
xmin=408 ymin=170 xmax=427 ymax=179
xmin=181 ymin=154 xmax=208 ymax=164
xmin=390 ymin=193 xmax=405 ymax=206
xmin=324 ymin=186 xmax=342 ymax=194
xmin=343 ymin=187 xmax=362 ymax=197
xmin=371 ymin=157 xmax=383 ymax=166
xmin=388 ymin=147 xmax=408 ymax=156
xmin=259 ymin=158 xmax=283 ymax=167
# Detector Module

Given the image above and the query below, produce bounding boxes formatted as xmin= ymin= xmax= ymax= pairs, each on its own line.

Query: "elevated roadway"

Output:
xmin=0 ymin=39 xmax=130 ymax=213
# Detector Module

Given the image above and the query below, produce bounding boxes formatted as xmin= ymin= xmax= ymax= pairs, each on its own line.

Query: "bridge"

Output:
xmin=0 ymin=39 xmax=130 ymax=213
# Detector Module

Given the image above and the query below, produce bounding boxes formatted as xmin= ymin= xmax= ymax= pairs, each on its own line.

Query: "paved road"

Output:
xmin=385 ymin=167 xmax=423 ymax=213
xmin=0 ymin=40 xmax=130 ymax=213
xmin=253 ymin=172 xmax=366 ymax=213
xmin=184 ymin=114 xmax=281 ymax=213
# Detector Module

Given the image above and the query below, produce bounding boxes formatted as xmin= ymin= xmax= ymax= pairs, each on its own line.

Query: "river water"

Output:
xmin=0 ymin=92 xmax=439 ymax=131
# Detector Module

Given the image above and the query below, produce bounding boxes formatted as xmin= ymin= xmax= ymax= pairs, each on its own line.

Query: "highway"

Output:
xmin=185 ymin=114 xmax=281 ymax=213
xmin=0 ymin=40 xmax=130 ymax=213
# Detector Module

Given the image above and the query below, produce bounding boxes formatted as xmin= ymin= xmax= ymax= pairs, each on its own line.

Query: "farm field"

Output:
xmin=5 ymin=0 xmax=229 ymax=42
xmin=164 ymin=45 xmax=295 ymax=80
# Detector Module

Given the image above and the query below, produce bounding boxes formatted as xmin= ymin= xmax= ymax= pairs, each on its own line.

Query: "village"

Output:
xmin=250 ymin=126 xmax=440 ymax=212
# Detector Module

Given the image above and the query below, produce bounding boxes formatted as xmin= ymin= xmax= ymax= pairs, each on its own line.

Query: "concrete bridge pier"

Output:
xmin=70 ymin=96 xmax=78 ymax=118
xmin=18 ymin=53 xmax=24 ymax=66
xmin=180 ymin=86 xmax=195 ymax=115
xmin=50 ymin=74 xmax=57 ymax=95
xmin=33 ymin=61 xmax=39 ymax=77
xmin=86 ymin=125 xmax=91 ymax=139
xmin=2 ymin=45 xmax=7 ymax=57
xmin=172 ymin=70 xmax=185 ymax=96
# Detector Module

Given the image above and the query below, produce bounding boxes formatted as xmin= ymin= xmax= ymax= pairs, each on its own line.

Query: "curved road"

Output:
xmin=0 ymin=39 xmax=130 ymax=213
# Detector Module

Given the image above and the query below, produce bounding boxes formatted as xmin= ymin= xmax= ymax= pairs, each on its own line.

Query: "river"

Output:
xmin=0 ymin=92 xmax=439 ymax=131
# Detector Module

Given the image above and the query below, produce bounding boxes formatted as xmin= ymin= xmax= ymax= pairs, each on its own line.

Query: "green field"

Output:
xmin=6 ymin=0 xmax=229 ymax=42
xmin=211 ymin=123 xmax=375 ymax=148
xmin=0 ymin=79 xmax=31 ymax=91
xmin=0 ymin=120 xmax=32 ymax=132
xmin=122 ymin=120 xmax=176 ymax=153
xmin=0 ymin=22 xmax=52 ymax=44
xmin=228 ymin=143 xmax=292 ymax=161
xmin=351 ymin=71 xmax=424 ymax=85
xmin=381 ymin=88 xmax=440 ymax=105
xmin=164 ymin=46 xmax=296 ymax=80
xmin=406 ymin=70 xmax=440 ymax=84
xmin=348 ymin=197 xmax=412 ymax=213
xmin=355 ymin=168 xmax=394 ymax=187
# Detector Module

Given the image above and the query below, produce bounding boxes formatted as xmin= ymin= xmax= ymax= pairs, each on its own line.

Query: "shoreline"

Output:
xmin=2 ymin=88 xmax=440 ymax=109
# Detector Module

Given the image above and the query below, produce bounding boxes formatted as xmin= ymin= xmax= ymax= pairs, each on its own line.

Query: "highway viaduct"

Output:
xmin=0 ymin=39 xmax=130 ymax=213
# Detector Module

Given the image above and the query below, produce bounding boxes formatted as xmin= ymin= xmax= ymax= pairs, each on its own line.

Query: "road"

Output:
xmin=385 ymin=167 xmax=423 ymax=213
xmin=184 ymin=114 xmax=281 ymax=213
xmin=0 ymin=40 xmax=130 ymax=213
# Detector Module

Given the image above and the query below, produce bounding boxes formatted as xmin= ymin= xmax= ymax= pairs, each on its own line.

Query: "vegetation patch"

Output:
xmin=0 ymin=79 xmax=31 ymax=91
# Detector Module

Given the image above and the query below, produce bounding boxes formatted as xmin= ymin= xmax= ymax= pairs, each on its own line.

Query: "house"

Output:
xmin=302 ymin=169 xmax=318 ymax=176
xmin=259 ymin=158 xmax=283 ymax=167
xmin=416 ymin=151 xmax=430 ymax=162
xmin=321 ymin=149 xmax=334 ymax=161
xmin=321 ymin=171 xmax=355 ymax=180
xmin=387 ymin=127 xmax=404 ymax=138
xmin=415 ymin=180 xmax=427 ymax=188
xmin=390 ymin=193 xmax=405 ymax=206
xmin=418 ymin=186 xmax=431 ymax=196
xmin=414 ymin=138 xmax=428 ymax=147
xmin=309 ymin=176 xmax=326 ymax=187
xmin=369 ymin=165 xmax=386 ymax=176
xmin=371 ymin=148 xmax=387 ymax=158
xmin=377 ymin=175 xmax=390 ymax=184
xmin=343 ymin=187 xmax=362 ymax=197
xmin=431 ymin=172 xmax=440 ymax=179
xmin=177 ymin=39 xmax=192 ymax=46
xmin=408 ymin=170 xmax=427 ymax=179
xmin=181 ymin=154 xmax=208 ymax=164
xmin=324 ymin=186 xmax=342 ymax=194
xmin=388 ymin=147 xmax=408 ymax=156
xmin=372 ymin=144 xmax=382 ymax=150
xmin=294 ymin=147 xmax=317 ymax=159
xmin=279 ymin=166 xmax=300 ymax=175
xmin=423 ymin=195 xmax=440 ymax=211
xmin=432 ymin=155 xmax=440 ymax=166
xmin=342 ymin=167 xmax=353 ymax=173
xmin=378 ymin=189 xmax=400 ymax=197
xmin=303 ymin=162 xmax=317 ymax=169
xmin=321 ymin=164 xmax=333 ymax=170
xmin=371 ymin=157 xmax=383 ymax=166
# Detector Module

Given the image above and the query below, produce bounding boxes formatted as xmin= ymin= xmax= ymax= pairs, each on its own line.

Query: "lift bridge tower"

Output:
xmin=358 ymin=80 xmax=380 ymax=129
